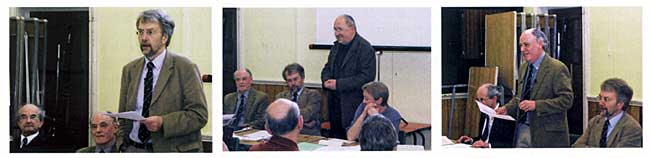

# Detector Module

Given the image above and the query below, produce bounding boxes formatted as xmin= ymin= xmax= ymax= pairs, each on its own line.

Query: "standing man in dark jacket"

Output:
xmin=321 ymin=14 xmax=376 ymax=139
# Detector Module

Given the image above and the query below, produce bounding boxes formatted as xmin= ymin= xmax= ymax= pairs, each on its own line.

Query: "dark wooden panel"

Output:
xmin=464 ymin=67 xmax=498 ymax=137
xmin=441 ymin=97 xmax=467 ymax=139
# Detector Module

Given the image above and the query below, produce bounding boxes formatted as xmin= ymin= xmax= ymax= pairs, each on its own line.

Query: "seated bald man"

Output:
xmin=249 ymin=99 xmax=303 ymax=151
xmin=78 ymin=112 xmax=119 ymax=153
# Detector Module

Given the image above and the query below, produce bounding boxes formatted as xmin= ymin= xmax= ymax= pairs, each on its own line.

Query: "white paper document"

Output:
xmin=105 ymin=111 xmax=145 ymax=121
xmin=475 ymin=101 xmax=515 ymax=121
xmin=233 ymin=130 xmax=272 ymax=141
xmin=318 ymin=138 xmax=353 ymax=146
xmin=441 ymin=136 xmax=455 ymax=145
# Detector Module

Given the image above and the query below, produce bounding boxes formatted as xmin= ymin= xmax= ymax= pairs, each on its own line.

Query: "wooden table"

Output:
xmin=399 ymin=122 xmax=431 ymax=146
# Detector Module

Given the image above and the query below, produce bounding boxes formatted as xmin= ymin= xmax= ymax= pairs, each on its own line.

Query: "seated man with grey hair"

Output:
xmin=346 ymin=81 xmax=402 ymax=141
xmin=78 ymin=112 xmax=119 ymax=153
xmin=359 ymin=114 xmax=398 ymax=151
xmin=249 ymin=98 xmax=303 ymax=151
xmin=11 ymin=104 xmax=51 ymax=153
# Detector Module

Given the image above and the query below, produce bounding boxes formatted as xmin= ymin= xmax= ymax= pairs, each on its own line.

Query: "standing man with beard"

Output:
xmin=276 ymin=63 xmax=321 ymax=136
xmin=572 ymin=78 xmax=642 ymax=147
xmin=321 ymin=14 xmax=376 ymax=139
xmin=118 ymin=9 xmax=208 ymax=152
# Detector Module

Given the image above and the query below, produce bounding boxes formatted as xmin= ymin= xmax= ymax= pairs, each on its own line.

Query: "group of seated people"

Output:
xmin=11 ymin=103 xmax=120 ymax=153
xmin=223 ymin=63 xmax=402 ymax=151
xmin=455 ymin=78 xmax=642 ymax=148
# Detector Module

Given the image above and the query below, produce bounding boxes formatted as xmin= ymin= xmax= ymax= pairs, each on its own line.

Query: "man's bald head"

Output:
xmin=265 ymin=99 xmax=301 ymax=136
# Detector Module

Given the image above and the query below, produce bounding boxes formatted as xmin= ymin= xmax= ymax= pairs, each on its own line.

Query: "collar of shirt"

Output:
xmin=237 ymin=89 xmax=251 ymax=99
xmin=21 ymin=131 xmax=40 ymax=146
xmin=530 ymin=51 xmax=545 ymax=70
xmin=606 ymin=111 xmax=625 ymax=136
xmin=95 ymin=138 xmax=116 ymax=153
xmin=292 ymin=86 xmax=304 ymax=97
xmin=144 ymin=49 xmax=167 ymax=71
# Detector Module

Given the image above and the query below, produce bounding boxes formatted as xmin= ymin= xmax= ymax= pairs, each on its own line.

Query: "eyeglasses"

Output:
xmin=597 ymin=95 xmax=613 ymax=102
xmin=19 ymin=114 xmax=40 ymax=121
xmin=475 ymin=97 xmax=488 ymax=102
xmin=136 ymin=29 xmax=159 ymax=37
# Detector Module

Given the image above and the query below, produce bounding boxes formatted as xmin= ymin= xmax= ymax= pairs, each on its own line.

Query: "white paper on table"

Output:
xmin=315 ymin=145 xmax=360 ymax=151
xmin=475 ymin=101 xmax=516 ymax=121
xmin=318 ymin=138 xmax=352 ymax=146
xmin=396 ymin=145 xmax=425 ymax=151
xmin=233 ymin=130 xmax=272 ymax=141
xmin=441 ymin=136 xmax=455 ymax=146
xmin=105 ymin=111 xmax=145 ymax=121
xmin=223 ymin=114 xmax=234 ymax=124
xmin=442 ymin=143 xmax=472 ymax=148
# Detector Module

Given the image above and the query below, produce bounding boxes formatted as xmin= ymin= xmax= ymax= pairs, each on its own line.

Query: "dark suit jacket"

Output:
xmin=504 ymin=53 xmax=574 ymax=147
xmin=475 ymin=113 xmax=515 ymax=148
xmin=223 ymin=88 xmax=269 ymax=130
xmin=320 ymin=33 xmax=376 ymax=130
xmin=276 ymin=88 xmax=322 ymax=136
xmin=118 ymin=51 xmax=208 ymax=152
xmin=573 ymin=112 xmax=642 ymax=147
xmin=11 ymin=131 xmax=52 ymax=153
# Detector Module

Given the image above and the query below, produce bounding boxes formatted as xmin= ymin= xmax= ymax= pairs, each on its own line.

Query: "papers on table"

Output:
xmin=105 ymin=111 xmax=145 ymax=121
xmin=298 ymin=142 xmax=325 ymax=151
xmin=318 ymin=138 xmax=353 ymax=146
xmin=396 ymin=145 xmax=425 ymax=151
xmin=312 ymin=138 xmax=425 ymax=151
xmin=441 ymin=136 xmax=471 ymax=148
xmin=233 ymin=130 xmax=272 ymax=141
xmin=476 ymin=101 xmax=515 ymax=121
xmin=223 ymin=114 xmax=234 ymax=124
xmin=441 ymin=136 xmax=455 ymax=145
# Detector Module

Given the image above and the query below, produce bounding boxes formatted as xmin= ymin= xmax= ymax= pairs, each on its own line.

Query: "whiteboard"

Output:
xmin=315 ymin=8 xmax=431 ymax=47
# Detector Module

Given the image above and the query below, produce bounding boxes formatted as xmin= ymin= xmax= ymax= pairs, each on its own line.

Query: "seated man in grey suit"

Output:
xmin=573 ymin=78 xmax=642 ymax=147
xmin=359 ymin=114 xmax=397 ymax=151
xmin=78 ymin=112 xmax=119 ymax=153
xmin=275 ymin=63 xmax=321 ymax=136
xmin=224 ymin=68 xmax=270 ymax=130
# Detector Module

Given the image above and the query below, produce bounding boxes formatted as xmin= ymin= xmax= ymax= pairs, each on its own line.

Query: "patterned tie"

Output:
xmin=21 ymin=137 xmax=28 ymax=148
xmin=231 ymin=95 xmax=246 ymax=127
xmin=292 ymin=91 xmax=299 ymax=103
xmin=138 ymin=62 xmax=155 ymax=143
xmin=600 ymin=119 xmax=610 ymax=147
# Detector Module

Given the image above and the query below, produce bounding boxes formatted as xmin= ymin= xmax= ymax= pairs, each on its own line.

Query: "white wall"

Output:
xmin=241 ymin=8 xmax=431 ymax=124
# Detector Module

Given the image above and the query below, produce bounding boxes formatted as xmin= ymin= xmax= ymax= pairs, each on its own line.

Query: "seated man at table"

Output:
xmin=456 ymin=83 xmax=515 ymax=148
xmin=572 ymin=78 xmax=642 ymax=147
xmin=224 ymin=68 xmax=270 ymax=130
xmin=249 ymin=98 xmax=303 ymax=151
xmin=346 ymin=81 xmax=401 ymax=141
xmin=359 ymin=114 xmax=398 ymax=151
xmin=77 ymin=112 xmax=119 ymax=153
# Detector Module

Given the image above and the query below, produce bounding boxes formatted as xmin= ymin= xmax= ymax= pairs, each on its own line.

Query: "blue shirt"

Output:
xmin=605 ymin=111 xmax=624 ymax=141
xmin=348 ymin=103 xmax=402 ymax=136
xmin=130 ymin=50 xmax=166 ymax=143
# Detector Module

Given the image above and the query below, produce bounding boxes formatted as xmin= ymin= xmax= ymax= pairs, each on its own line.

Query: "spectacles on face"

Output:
xmin=136 ymin=29 xmax=159 ymax=37
xmin=475 ymin=97 xmax=488 ymax=103
xmin=91 ymin=122 xmax=111 ymax=130
xmin=597 ymin=95 xmax=614 ymax=102
xmin=20 ymin=114 xmax=39 ymax=121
